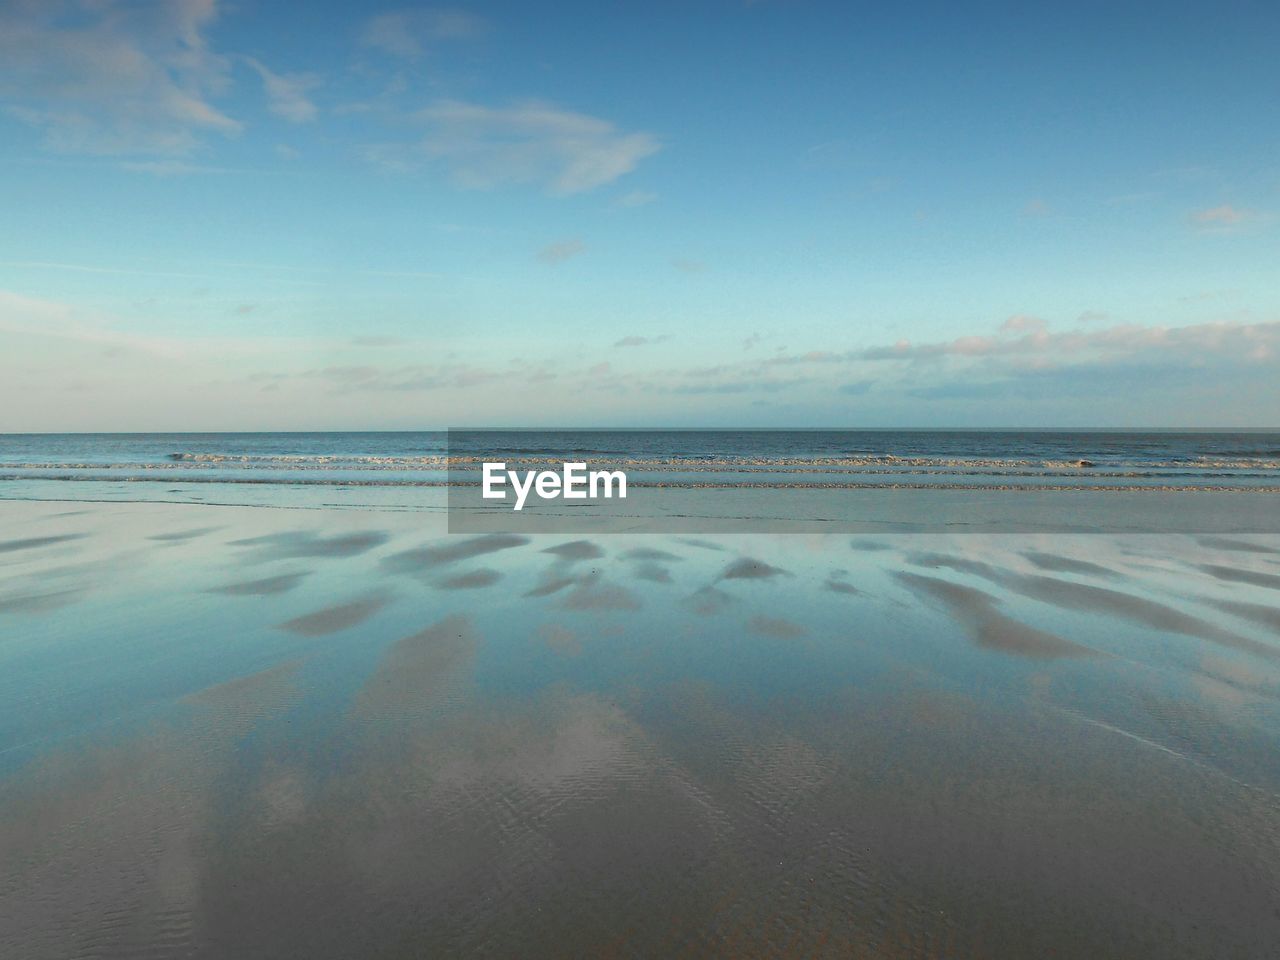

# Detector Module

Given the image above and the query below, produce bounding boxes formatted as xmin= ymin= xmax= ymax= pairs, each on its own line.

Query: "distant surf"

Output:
xmin=2 ymin=430 xmax=1279 ymax=493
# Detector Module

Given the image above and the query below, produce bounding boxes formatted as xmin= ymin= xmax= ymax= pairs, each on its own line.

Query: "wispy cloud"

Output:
xmin=764 ymin=350 xmax=846 ymax=366
xmin=671 ymin=258 xmax=706 ymax=274
xmin=358 ymin=142 xmax=419 ymax=174
xmin=0 ymin=260 xmax=209 ymax=279
xmin=670 ymin=377 xmax=809 ymax=395
xmin=1190 ymin=205 xmax=1261 ymax=232
xmin=537 ymin=238 xmax=585 ymax=265
xmin=858 ymin=318 xmax=1278 ymax=365
xmin=7 ymin=282 xmax=1277 ymax=426
xmin=0 ymin=0 xmax=240 ymax=155
xmin=839 ymin=380 xmax=873 ymax=395
xmin=406 ymin=99 xmax=660 ymax=194
xmin=117 ymin=159 xmax=243 ymax=176
xmin=999 ymin=314 xmax=1047 ymax=334
xmin=244 ymin=57 xmax=319 ymax=123
xmin=360 ymin=9 xmax=486 ymax=58
xmin=614 ymin=335 xmax=670 ymax=348
xmin=291 ymin=362 xmax=502 ymax=393
xmin=1177 ymin=290 xmax=1235 ymax=304
xmin=1 ymin=4 xmax=656 ymax=199
xmin=0 ymin=288 xmax=195 ymax=359
xmin=601 ymin=315 xmax=1280 ymax=409
xmin=614 ymin=190 xmax=658 ymax=208
xmin=1021 ymin=197 xmax=1052 ymax=218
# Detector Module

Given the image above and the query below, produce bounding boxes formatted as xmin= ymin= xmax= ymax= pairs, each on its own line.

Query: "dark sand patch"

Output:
xmin=909 ymin=552 xmax=998 ymax=579
xmin=381 ymin=533 xmax=529 ymax=573
xmin=438 ymin=569 xmax=502 ymax=590
xmin=721 ymin=557 xmax=790 ymax=581
xmin=185 ymin=659 xmax=305 ymax=711
xmin=747 ymin=614 xmax=808 ymax=639
xmin=524 ymin=574 xmax=580 ymax=598
xmin=350 ymin=616 xmax=477 ymax=720
xmin=0 ymin=687 xmax=304 ymax=960
xmin=674 ymin=537 xmax=726 ymax=551
xmin=686 ymin=585 xmax=736 ymax=616
xmin=913 ymin=553 xmax=1273 ymax=658
xmin=1196 ymin=537 xmax=1280 ymax=555
xmin=851 ymin=539 xmax=892 ymax=551
xmin=147 ymin=526 xmax=221 ymax=543
xmin=561 ymin=574 xmax=642 ymax=611
xmin=210 ymin=572 xmax=311 ymax=596
xmin=542 ymin=540 xmax=605 ymax=561
xmin=277 ymin=593 xmax=391 ymax=636
xmin=1201 ymin=598 xmax=1280 ymax=636
xmin=896 ymin=572 xmax=1096 ymax=659
xmin=631 ymin=561 xmax=673 ymax=584
xmin=20 ymin=555 xmax=121 ymax=586
xmin=0 ymin=588 xmax=85 ymax=615
xmin=825 ymin=579 xmax=861 ymax=596
xmin=540 ymin=623 xmax=582 ymax=656
xmin=0 ymin=533 xmax=87 ymax=553
xmin=1199 ymin=564 xmax=1280 ymax=591
xmin=232 ymin=530 xmax=389 ymax=560
xmin=1023 ymin=551 xmax=1116 ymax=577
xmin=622 ymin=547 xmax=683 ymax=562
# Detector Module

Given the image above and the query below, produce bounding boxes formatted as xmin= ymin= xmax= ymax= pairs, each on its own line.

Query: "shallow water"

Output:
xmin=2 ymin=500 xmax=1279 ymax=958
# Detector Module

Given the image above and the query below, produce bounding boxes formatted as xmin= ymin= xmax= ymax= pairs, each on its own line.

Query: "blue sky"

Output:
xmin=0 ymin=0 xmax=1277 ymax=430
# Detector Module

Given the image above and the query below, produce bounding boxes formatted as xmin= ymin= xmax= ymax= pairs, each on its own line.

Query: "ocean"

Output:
xmin=4 ymin=430 xmax=1279 ymax=533
xmin=2 ymin=429 xmax=1279 ymax=489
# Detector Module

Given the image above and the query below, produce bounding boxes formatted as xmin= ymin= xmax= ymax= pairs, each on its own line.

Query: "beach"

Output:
xmin=6 ymin=0 xmax=1277 ymax=953
xmin=3 ymin=495 xmax=1279 ymax=958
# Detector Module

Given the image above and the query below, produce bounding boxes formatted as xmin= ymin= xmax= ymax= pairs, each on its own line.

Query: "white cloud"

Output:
xmin=614 ymin=190 xmax=658 ymax=208
xmin=671 ymin=377 xmax=808 ymax=395
xmin=358 ymin=142 xmax=418 ymax=174
xmin=118 ymin=159 xmax=239 ymax=176
xmin=1190 ymin=205 xmax=1260 ymax=231
xmin=244 ymin=57 xmax=319 ymax=123
xmin=0 ymin=0 xmax=240 ymax=155
xmin=858 ymin=318 xmax=1280 ymax=366
xmin=412 ymin=99 xmax=660 ymax=194
xmin=0 ymin=260 xmax=208 ymax=279
xmin=0 ymin=288 xmax=190 ymax=359
xmin=537 ymin=238 xmax=585 ymax=265
xmin=361 ymin=9 xmax=486 ymax=58
xmin=999 ymin=314 xmax=1047 ymax=334
xmin=614 ymin=335 xmax=670 ymax=348
xmin=292 ymin=363 xmax=503 ymax=392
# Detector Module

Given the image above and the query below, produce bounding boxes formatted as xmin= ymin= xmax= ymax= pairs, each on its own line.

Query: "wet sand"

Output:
xmin=2 ymin=500 xmax=1280 ymax=958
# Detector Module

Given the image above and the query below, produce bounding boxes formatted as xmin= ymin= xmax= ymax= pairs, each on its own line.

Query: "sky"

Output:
xmin=0 ymin=0 xmax=1277 ymax=431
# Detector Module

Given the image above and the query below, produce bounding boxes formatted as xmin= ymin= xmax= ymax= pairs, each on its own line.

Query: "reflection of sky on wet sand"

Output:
xmin=2 ymin=501 xmax=1280 ymax=957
